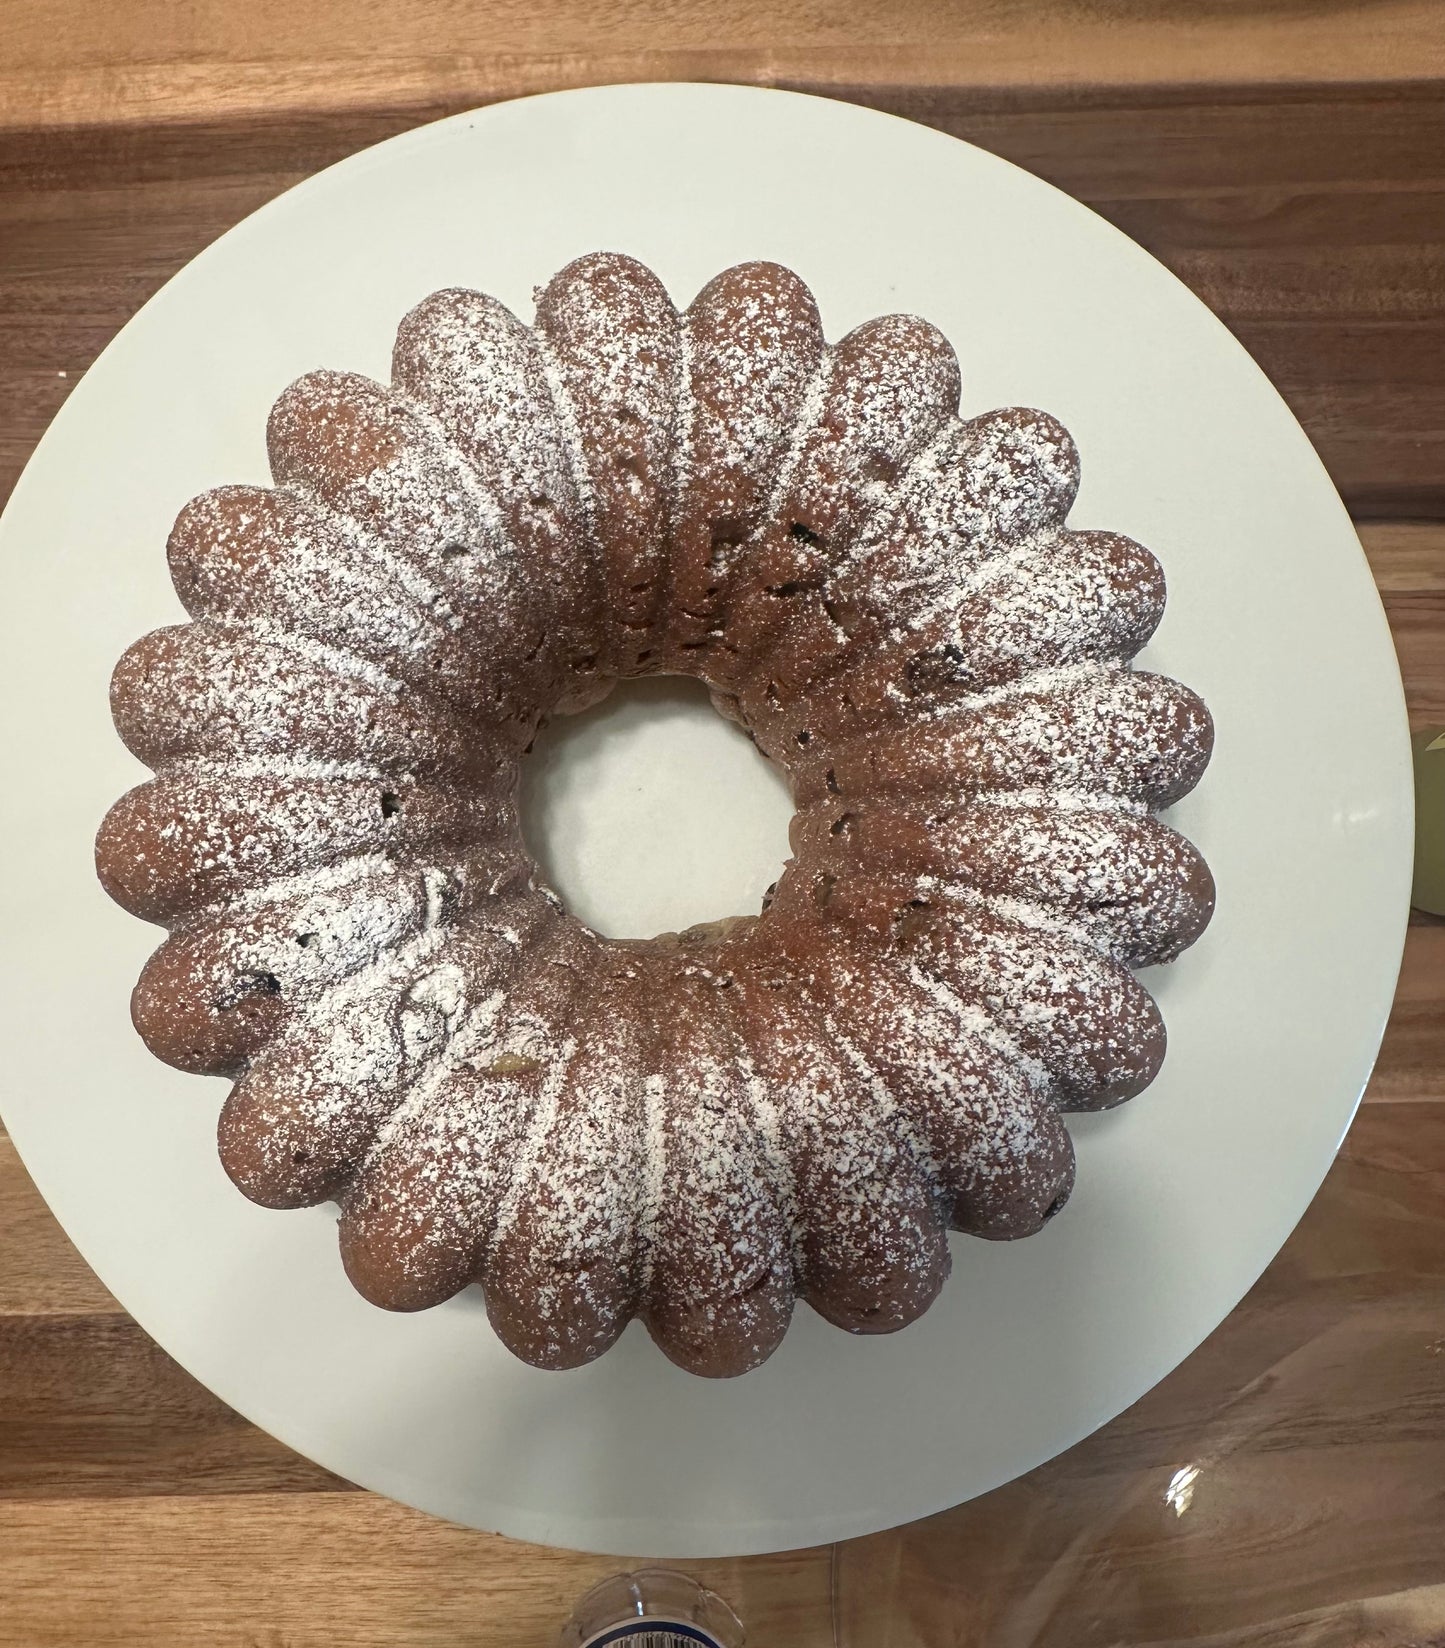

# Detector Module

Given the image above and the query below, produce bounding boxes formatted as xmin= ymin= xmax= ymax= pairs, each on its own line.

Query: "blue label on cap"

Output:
xmin=580 ymin=1623 xmax=724 ymax=1648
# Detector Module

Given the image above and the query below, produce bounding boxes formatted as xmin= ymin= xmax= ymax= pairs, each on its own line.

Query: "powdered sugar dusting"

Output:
xmin=99 ymin=256 xmax=1214 ymax=1375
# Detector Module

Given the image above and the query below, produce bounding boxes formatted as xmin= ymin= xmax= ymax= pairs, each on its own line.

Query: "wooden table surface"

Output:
xmin=2 ymin=5 xmax=1443 ymax=1644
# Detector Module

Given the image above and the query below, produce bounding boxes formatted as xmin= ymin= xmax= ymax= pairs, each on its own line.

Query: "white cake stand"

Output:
xmin=0 ymin=84 xmax=1411 ymax=1556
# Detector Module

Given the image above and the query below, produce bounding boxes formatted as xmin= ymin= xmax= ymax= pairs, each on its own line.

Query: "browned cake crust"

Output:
xmin=97 ymin=255 xmax=1215 ymax=1377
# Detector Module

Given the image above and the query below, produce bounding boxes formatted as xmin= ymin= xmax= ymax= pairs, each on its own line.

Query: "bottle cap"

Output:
xmin=560 ymin=1569 xmax=744 ymax=1648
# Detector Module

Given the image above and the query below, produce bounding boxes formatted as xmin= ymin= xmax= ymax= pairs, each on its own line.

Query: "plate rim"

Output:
xmin=0 ymin=80 xmax=1414 ymax=1556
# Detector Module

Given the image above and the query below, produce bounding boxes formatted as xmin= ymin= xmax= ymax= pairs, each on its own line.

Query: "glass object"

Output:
xmin=560 ymin=1568 xmax=746 ymax=1647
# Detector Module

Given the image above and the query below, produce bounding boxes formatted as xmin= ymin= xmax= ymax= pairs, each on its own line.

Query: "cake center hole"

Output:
xmin=519 ymin=676 xmax=794 ymax=940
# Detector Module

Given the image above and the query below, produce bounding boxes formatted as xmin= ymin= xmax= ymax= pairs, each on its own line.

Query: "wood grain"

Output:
xmin=3 ymin=1 xmax=1445 ymax=132
xmin=0 ymin=1493 xmax=836 ymax=1648
xmin=835 ymin=1102 xmax=1445 ymax=1648
xmin=6 ymin=83 xmax=1445 ymax=516
xmin=3 ymin=1101 xmax=1442 ymax=1643
xmin=1 ymin=15 xmax=1444 ymax=1645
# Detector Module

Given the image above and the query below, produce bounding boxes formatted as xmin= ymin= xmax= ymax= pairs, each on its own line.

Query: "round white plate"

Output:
xmin=0 ymin=84 xmax=1412 ymax=1557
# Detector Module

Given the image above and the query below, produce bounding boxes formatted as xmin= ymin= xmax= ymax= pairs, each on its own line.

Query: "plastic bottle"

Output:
xmin=558 ymin=1568 xmax=745 ymax=1647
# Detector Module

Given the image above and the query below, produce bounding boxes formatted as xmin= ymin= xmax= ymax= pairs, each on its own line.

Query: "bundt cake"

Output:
xmin=97 ymin=254 xmax=1214 ymax=1378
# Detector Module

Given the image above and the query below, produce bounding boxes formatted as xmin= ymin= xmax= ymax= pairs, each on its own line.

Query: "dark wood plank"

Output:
xmin=4 ymin=87 xmax=1445 ymax=514
xmin=1364 ymin=521 xmax=1445 ymax=734
xmin=1367 ymin=921 xmax=1445 ymax=1104
xmin=1386 ymin=592 xmax=1445 ymax=728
